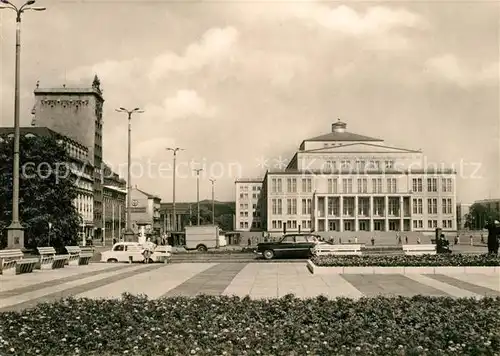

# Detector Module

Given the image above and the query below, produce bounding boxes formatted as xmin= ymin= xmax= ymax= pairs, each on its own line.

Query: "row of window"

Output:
xmin=412 ymin=220 xmax=454 ymax=229
xmin=320 ymin=159 xmax=395 ymax=170
xmin=271 ymin=198 xmax=313 ymax=215
xmin=239 ymin=185 xmax=261 ymax=192
xmin=327 ymin=178 xmax=397 ymax=194
xmin=239 ymin=211 xmax=261 ymax=217
xmin=412 ymin=198 xmax=453 ymax=215
xmin=269 ymin=177 xmax=453 ymax=194
xmin=271 ymin=220 xmax=312 ymax=229
xmin=412 ymin=178 xmax=453 ymax=193
xmin=239 ymin=203 xmax=259 ymax=210
xmin=238 ymin=193 xmax=260 ymax=200
xmin=239 ymin=221 xmax=262 ymax=229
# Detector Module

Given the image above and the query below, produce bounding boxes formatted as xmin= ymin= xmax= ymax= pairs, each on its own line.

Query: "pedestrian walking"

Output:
xmin=371 ymin=236 xmax=375 ymax=246
xmin=354 ymin=236 xmax=358 ymax=244
xmin=405 ymin=236 xmax=408 ymax=244
xmin=481 ymin=234 xmax=484 ymax=244
xmin=416 ymin=236 xmax=421 ymax=244
xmin=469 ymin=235 xmax=474 ymax=246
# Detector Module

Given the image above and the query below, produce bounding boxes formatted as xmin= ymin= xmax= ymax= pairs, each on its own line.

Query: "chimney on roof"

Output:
xmin=332 ymin=118 xmax=347 ymax=133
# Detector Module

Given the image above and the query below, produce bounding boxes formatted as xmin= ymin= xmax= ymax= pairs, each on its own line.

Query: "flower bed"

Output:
xmin=0 ymin=294 xmax=499 ymax=355
xmin=312 ymin=254 xmax=500 ymax=267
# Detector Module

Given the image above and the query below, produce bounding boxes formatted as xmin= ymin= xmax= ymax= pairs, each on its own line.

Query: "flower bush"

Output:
xmin=312 ymin=254 xmax=500 ymax=267
xmin=0 ymin=294 xmax=499 ymax=355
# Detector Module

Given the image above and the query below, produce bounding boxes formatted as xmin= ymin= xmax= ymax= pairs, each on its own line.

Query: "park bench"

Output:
xmin=312 ymin=244 xmax=363 ymax=256
xmin=402 ymin=244 xmax=436 ymax=256
xmin=0 ymin=249 xmax=38 ymax=275
xmin=36 ymin=247 xmax=69 ymax=270
xmin=65 ymin=246 xmax=94 ymax=266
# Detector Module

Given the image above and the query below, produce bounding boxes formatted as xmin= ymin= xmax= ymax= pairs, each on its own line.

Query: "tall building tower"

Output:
xmin=32 ymin=76 xmax=105 ymax=237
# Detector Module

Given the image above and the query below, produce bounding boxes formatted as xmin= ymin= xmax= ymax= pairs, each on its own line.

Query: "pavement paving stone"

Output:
xmin=404 ymin=274 xmax=481 ymax=299
xmin=342 ymin=274 xmax=449 ymax=297
xmin=76 ymin=263 xmax=215 ymax=300
xmin=162 ymin=263 xmax=247 ymax=297
xmin=0 ymin=263 xmax=123 ymax=294
xmin=0 ymin=264 xmax=161 ymax=312
xmin=446 ymin=274 xmax=500 ymax=292
xmin=426 ymin=274 xmax=500 ymax=297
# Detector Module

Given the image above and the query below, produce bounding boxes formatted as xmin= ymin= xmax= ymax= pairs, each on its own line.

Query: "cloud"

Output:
xmin=291 ymin=5 xmax=422 ymax=35
xmin=148 ymin=26 xmax=239 ymax=81
xmin=424 ymin=54 xmax=499 ymax=87
xmin=145 ymin=89 xmax=217 ymax=121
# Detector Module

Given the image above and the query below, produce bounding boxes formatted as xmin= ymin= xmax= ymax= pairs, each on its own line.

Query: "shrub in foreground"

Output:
xmin=0 ymin=294 xmax=499 ymax=355
xmin=312 ymin=254 xmax=500 ymax=267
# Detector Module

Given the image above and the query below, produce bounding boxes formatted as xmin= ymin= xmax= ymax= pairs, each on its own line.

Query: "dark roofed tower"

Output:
xmin=32 ymin=76 xmax=105 ymax=236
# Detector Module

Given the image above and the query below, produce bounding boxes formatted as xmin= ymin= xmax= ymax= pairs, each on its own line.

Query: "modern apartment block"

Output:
xmin=236 ymin=120 xmax=457 ymax=235
xmin=32 ymin=77 xmax=105 ymax=238
xmin=234 ymin=178 xmax=263 ymax=231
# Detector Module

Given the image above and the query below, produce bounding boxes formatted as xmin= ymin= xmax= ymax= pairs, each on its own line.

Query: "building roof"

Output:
xmin=135 ymin=187 xmax=161 ymax=200
xmin=235 ymin=178 xmax=263 ymax=183
xmin=34 ymin=86 xmax=104 ymax=101
xmin=303 ymin=119 xmax=383 ymax=143
xmin=305 ymin=131 xmax=382 ymax=142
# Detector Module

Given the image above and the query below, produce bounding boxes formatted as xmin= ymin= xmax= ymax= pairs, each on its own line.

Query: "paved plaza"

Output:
xmin=0 ymin=263 xmax=499 ymax=312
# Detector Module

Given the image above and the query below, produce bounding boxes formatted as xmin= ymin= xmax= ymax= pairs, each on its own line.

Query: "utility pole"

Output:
xmin=166 ymin=147 xmax=184 ymax=232
xmin=193 ymin=168 xmax=203 ymax=225
xmin=115 ymin=107 xmax=144 ymax=242
xmin=189 ymin=204 xmax=192 ymax=226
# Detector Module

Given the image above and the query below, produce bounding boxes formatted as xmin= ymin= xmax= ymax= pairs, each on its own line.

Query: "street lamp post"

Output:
xmin=166 ymin=147 xmax=183 ymax=232
xmin=115 ymin=107 xmax=144 ymax=242
xmin=1 ymin=0 xmax=46 ymax=249
xmin=209 ymin=178 xmax=219 ymax=248
xmin=193 ymin=169 xmax=203 ymax=225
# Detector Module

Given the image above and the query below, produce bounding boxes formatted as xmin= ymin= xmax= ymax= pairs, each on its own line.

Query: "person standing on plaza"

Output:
xmin=485 ymin=220 xmax=500 ymax=254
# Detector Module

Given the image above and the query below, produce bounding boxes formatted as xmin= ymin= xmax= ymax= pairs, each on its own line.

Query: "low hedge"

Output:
xmin=312 ymin=254 xmax=500 ymax=267
xmin=0 ymin=294 xmax=499 ymax=355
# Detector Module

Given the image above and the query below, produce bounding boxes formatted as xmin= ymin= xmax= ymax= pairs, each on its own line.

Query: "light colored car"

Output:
xmin=101 ymin=242 xmax=146 ymax=263
xmin=101 ymin=242 xmax=173 ymax=263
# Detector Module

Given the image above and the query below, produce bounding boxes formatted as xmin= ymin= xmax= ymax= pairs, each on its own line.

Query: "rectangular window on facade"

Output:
xmin=358 ymin=199 xmax=369 ymax=216
xmin=341 ymin=160 xmax=351 ymax=169
xmin=387 ymin=178 xmax=397 ymax=193
xmin=427 ymin=198 xmax=437 ymax=214
xmin=301 ymin=199 xmax=307 ymax=215
xmin=357 ymin=178 xmax=367 ymax=193
xmin=372 ymin=178 xmax=382 ymax=193
xmin=301 ymin=178 xmax=312 ymax=193
xmin=328 ymin=178 xmax=338 ymax=193
xmin=277 ymin=199 xmax=282 ymax=214
xmin=277 ymin=179 xmax=282 ymax=193
xmin=427 ymin=178 xmax=437 ymax=192
xmin=306 ymin=199 xmax=311 ymax=214
xmin=342 ymin=179 xmax=353 ymax=193
xmin=442 ymin=178 xmax=453 ymax=192
xmin=385 ymin=160 xmax=394 ymax=169
xmin=356 ymin=160 xmax=365 ymax=171
xmin=287 ymin=199 xmax=292 ymax=215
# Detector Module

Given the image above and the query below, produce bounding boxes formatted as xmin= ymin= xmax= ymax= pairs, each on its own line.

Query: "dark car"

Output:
xmin=256 ymin=233 xmax=320 ymax=260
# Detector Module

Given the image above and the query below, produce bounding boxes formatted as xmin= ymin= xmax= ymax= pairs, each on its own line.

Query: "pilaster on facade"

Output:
xmin=399 ymin=196 xmax=404 ymax=231
xmin=369 ymin=196 xmax=374 ymax=231
xmin=339 ymin=197 xmax=344 ymax=232
xmin=384 ymin=195 xmax=389 ymax=231
xmin=354 ymin=196 xmax=359 ymax=231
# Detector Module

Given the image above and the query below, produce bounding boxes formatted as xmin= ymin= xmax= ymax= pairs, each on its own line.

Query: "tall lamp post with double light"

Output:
xmin=1 ymin=0 xmax=46 ymax=249
xmin=115 ymin=107 xmax=143 ymax=242
xmin=166 ymin=147 xmax=184 ymax=232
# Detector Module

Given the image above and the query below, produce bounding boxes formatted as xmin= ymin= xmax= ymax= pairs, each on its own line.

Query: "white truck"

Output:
xmin=185 ymin=225 xmax=226 ymax=251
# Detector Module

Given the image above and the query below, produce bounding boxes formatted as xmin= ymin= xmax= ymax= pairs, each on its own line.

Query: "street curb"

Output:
xmin=306 ymin=260 xmax=499 ymax=275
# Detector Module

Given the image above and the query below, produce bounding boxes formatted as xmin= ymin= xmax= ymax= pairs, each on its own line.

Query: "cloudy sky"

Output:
xmin=1 ymin=0 xmax=499 ymax=203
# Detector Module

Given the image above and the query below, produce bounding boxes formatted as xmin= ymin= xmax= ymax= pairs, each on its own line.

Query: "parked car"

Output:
xmin=255 ymin=234 xmax=321 ymax=260
xmin=101 ymin=242 xmax=172 ymax=263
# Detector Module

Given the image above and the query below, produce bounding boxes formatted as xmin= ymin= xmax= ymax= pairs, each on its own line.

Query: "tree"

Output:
xmin=464 ymin=203 xmax=500 ymax=230
xmin=0 ymin=135 xmax=81 ymax=251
